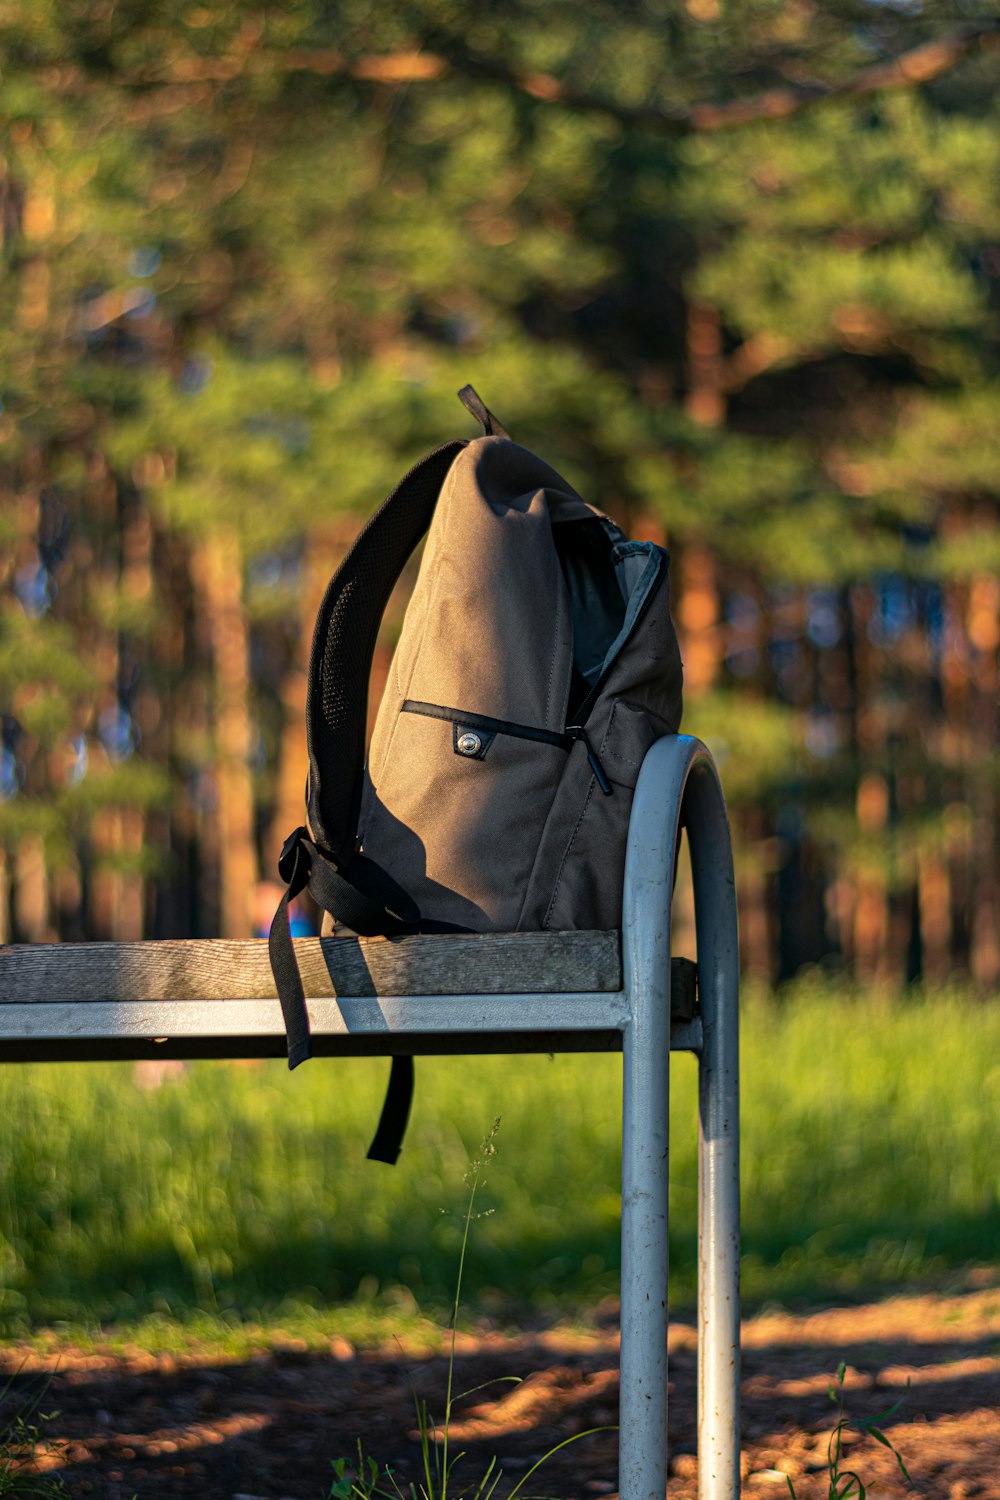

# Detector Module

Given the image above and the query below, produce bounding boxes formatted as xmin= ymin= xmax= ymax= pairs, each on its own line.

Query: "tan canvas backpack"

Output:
xmin=269 ymin=388 xmax=684 ymax=1158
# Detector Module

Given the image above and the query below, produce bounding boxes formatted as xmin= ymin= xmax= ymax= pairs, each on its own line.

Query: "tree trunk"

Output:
xmin=191 ymin=530 xmax=258 ymax=938
xmin=854 ymin=771 xmax=889 ymax=983
xmin=738 ymin=812 xmax=772 ymax=982
xmin=677 ymin=546 xmax=721 ymax=697
xmin=968 ymin=570 xmax=999 ymax=987
xmin=684 ymin=300 xmax=725 ymax=428
xmin=918 ymin=845 xmax=951 ymax=987
xmin=14 ymin=834 xmax=51 ymax=941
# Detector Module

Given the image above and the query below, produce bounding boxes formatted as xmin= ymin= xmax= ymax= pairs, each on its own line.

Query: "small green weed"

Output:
xmin=787 ymin=1363 xmax=913 ymax=1500
xmin=0 ymin=1370 xmax=69 ymax=1499
xmin=328 ymin=1120 xmax=613 ymax=1500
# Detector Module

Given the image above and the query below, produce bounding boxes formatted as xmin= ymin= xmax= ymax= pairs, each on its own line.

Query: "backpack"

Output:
xmin=268 ymin=387 xmax=684 ymax=1159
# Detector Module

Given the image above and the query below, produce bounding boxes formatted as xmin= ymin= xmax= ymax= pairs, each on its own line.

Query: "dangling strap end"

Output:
xmin=269 ymin=826 xmax=314 ymax=1070
xmin=366 ymin=1055 xmax=414 ymax=1165
xmin=287 ymin=1038 xmax=312 ymax=1071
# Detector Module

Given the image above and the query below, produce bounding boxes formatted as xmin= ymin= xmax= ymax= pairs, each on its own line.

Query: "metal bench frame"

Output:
xmin=0 ymin=733 xmax=740 ymax=1498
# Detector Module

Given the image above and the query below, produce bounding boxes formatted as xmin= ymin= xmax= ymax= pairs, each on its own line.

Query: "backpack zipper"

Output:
xmin=565 ymin=724 xmax=613 ymax=796
xmin=570 ymin=548 xmax=667 ymax=729
xmin=401 ymin=548 xmax=666 ymax=802
xmin=403 ymin=700 xmax=569 ymax=747
xmin=402 ymin=700 xmax=614 ymax=795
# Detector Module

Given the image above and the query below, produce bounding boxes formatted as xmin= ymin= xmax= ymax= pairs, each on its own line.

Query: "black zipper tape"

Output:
xmin=572 ymin=550 xmax=667 ymax=726
xmin=402 ymin=700 xmax=613 ymax=795
xmin=402 ymin=700 xmax=569 ymax=748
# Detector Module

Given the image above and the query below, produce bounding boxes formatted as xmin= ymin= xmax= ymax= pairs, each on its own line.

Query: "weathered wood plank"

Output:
xmin=0 ymin=931 xmax=622 ymax=1004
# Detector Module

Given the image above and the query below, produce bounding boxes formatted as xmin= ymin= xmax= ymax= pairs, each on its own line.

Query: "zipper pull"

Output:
xmin=566 ymin=725 xmax=613 ymax=796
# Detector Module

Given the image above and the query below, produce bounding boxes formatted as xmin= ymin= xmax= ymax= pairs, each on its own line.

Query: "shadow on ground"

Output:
xmin=2 ymin=1284 xmax=999 ymax=1499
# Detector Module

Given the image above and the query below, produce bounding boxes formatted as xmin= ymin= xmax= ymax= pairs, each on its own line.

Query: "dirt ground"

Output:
xmin=3 ymin=1282 xmax=999 ymax=1499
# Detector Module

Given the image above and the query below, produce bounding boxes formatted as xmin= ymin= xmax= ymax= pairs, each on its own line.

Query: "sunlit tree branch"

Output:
xmin=117 ymin=20 xmax=1000 ymax=134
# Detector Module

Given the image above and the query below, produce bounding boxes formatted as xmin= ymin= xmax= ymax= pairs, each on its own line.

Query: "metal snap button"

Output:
xmin=456 ymin=731 xmax=482 ymax=756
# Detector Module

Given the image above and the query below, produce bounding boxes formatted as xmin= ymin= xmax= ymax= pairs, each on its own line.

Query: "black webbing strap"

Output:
xmin=269 ymin=825 xmax=419 ymax=1066
xmin=366 ymin=1057 xmax=414 ymax=1165
xmin=268 ymin=830 xmax=314 ymax=1071
xmin=267 ymin=827 xmax=417 ymax=1162
xmin=303 ymin=839 xmax=420 ymax=936
xmin=268 ymin=827 xmax=467 ymax=1161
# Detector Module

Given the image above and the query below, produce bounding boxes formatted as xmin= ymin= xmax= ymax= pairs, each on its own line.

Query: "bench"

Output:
xmin=0 ymin=732 xmax=740 ymax=1499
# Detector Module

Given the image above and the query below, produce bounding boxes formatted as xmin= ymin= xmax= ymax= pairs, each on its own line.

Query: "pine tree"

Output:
xmin=0 ymin=0 xmax=997 ymax=973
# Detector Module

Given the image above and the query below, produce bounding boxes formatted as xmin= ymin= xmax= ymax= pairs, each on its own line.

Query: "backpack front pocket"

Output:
xmin=360 ymin=701 xmax=569 ymax=931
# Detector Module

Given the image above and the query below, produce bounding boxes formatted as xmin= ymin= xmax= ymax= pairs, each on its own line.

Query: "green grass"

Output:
xmin=0 ymin=982 xmax=998 ymax=1348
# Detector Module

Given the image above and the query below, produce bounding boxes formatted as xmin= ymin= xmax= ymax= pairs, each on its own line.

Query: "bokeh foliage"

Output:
xmin=0 ymin=1 xmax=998 ymax=981
xmin=0 ymin=984 xmax=997 ymax=1332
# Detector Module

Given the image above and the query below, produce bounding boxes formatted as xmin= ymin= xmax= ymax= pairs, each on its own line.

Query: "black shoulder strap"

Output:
xmin=270 ymin=416 xmax=489 ymax=1163
xmin=269 ymin=441 xmax=463 ymax=1132
xmin=305 ymin=441 xmax=463 ymax=859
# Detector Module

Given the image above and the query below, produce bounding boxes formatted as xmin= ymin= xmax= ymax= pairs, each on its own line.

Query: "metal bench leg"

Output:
xmin=620 ymin=736 xmax=740 ymax=1499
xmin=619 ymin=735 xmax=687 ymax=1500
xmin=688 ymin=758 xmax=741 ymax=1500
xmin=619 ymin=951 xmax=671 ymax=1499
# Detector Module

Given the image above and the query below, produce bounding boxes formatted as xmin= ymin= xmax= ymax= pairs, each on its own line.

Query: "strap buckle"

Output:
xmin=278 ymin=826 xmax=310 ymax=885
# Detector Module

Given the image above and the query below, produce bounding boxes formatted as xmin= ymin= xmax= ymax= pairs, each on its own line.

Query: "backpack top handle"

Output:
xmin=457 ymin=383 xmax=510 ymax=439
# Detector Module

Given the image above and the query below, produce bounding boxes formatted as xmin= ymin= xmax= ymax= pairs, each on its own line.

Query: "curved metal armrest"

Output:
xmin=618 ymin=734 xmax=741 ymax=1500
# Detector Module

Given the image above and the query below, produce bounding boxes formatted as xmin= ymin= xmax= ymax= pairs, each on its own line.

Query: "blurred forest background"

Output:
xmin=2 ymin=0 xmax=999 ymax=991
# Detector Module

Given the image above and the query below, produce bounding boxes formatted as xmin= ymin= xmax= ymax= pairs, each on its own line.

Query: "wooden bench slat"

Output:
xmin=0 ymin=931 xmax=623 ymax=1004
